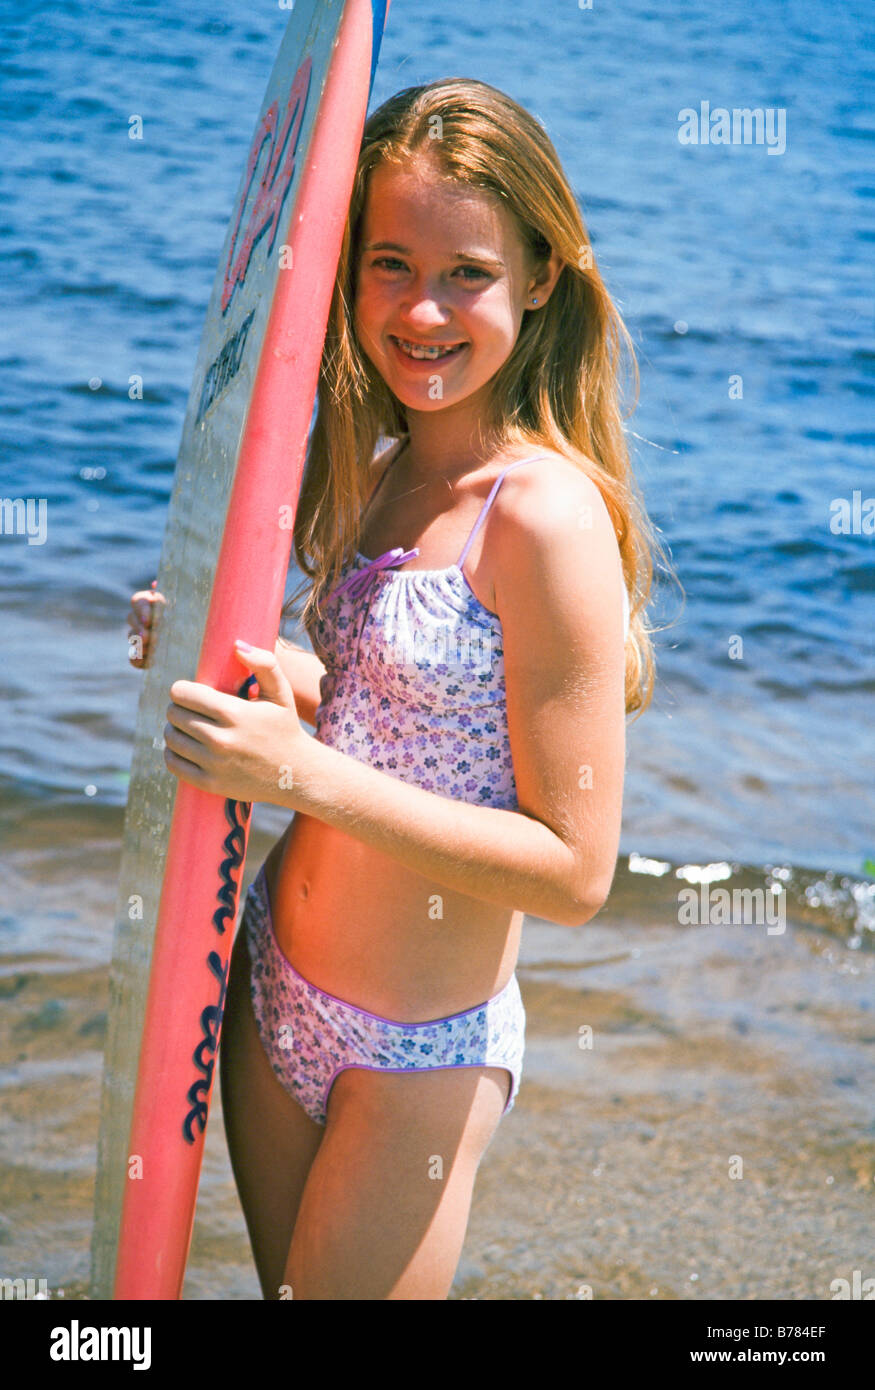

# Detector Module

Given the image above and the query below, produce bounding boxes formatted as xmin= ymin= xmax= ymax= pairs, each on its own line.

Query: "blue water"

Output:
xmin=1 ymin=0 xmax=873 ymax=944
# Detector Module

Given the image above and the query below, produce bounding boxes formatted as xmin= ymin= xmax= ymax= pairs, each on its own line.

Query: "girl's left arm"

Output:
xmin=164 ymin=468 xmax=626 ymax=928
xmin=281 ymin=467 xmax=627 ymax=929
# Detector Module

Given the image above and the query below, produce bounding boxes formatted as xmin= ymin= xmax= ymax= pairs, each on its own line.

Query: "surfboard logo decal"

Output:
xmin=195 ymin=307 xmax=257 ymax=426
xmin=221 ymin=55 xmax=313 ymax=313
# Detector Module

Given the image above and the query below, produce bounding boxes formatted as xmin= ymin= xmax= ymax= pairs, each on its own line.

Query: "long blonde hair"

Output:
xmin=283 ymin=77 xmax=671 ymax=716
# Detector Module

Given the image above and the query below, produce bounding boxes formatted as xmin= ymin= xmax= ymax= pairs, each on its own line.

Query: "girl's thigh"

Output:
xmin=219 ymin=918 xmax=324 ymax=1300
xmin=284 ymin=1064 xmax=510 ymax=1300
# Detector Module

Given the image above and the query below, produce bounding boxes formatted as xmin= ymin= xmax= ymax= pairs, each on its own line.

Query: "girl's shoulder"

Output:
xmin=492 ymin=447 xmax=612 ymax=540
xmin=488 ymin=448 xmax=626 ymax=630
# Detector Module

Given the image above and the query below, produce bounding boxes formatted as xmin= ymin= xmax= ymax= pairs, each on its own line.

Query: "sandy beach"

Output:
xmin=1 ymin=835 xmax=871 ymax=1301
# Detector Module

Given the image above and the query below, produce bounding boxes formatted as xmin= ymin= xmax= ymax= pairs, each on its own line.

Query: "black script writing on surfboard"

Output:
xmin=181 ymin=674 xmax=256 ymax=1143
xmin=212 ymin=674 xmax=257 ymax=936
xmin=182 ymin=949 xmax=229 ymax=1145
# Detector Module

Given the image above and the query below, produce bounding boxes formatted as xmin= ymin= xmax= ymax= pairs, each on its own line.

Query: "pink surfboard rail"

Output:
xmin=107 ymin=0 xmax=391 ymax=1300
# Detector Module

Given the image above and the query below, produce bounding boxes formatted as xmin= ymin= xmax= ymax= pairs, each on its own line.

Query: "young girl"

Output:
xmin=128 ymin=78 xmax=658 ymax=1300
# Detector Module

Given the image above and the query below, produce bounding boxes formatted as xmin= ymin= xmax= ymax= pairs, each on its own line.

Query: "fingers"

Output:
xmin=129 ymin=587 xmax=166 ymax=625
xmin=127 ymin=585 xmax=166 ymax=668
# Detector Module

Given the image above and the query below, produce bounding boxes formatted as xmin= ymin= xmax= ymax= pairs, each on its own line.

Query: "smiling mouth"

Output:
xmin=390 ymin=336 xmax=468 ymax=361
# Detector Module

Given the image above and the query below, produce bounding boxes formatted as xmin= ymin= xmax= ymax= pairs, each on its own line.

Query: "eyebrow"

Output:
xmin=362 ymin=240 xmax=505 ymax=269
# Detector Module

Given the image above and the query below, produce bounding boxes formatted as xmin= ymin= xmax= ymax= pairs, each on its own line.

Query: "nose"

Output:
xmin=397 ymin=275 xmax=454 ymax=330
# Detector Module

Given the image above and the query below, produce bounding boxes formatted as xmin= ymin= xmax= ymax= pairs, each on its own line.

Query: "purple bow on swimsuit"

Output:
xmin=328 ymin=546 xmax=421 ymax=665
xmin=329 ymin=545 xmax=420 ymax=602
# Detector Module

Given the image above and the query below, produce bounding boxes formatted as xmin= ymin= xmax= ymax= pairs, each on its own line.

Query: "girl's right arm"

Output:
xmin=273 ymin=637 xmax=325 ymax=726
xmin=127 ymin=590 xmax=325 ymax=726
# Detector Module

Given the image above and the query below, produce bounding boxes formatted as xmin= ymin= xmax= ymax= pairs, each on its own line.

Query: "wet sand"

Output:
xmin=1 ymin=839 xmax=871 ymax=1301
xmin=453 ymin=910 xmax=874 ymax=1301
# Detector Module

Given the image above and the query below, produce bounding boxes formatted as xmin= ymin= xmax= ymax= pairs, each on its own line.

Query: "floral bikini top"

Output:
xmin=305 ymin=447 xmax=630 ymax=811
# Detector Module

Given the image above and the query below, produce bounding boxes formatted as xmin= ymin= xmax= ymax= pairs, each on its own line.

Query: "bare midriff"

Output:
xmin=260 ymin=810 xmax=524 ymax=1022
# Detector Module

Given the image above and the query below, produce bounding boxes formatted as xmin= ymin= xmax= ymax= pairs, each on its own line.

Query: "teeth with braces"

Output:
xmin=394 ymin=338 xmax=464 ymax=360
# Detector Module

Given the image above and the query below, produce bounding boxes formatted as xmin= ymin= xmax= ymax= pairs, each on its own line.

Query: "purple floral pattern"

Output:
xmin=244 ymin=867 xmax=526 ymax=1126
xmin=306 ymin=552 xmax=522 ymax=809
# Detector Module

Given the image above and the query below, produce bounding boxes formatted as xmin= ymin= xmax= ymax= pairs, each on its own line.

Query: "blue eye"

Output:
xmin=368 ymin=257 xmax=492 ymax=283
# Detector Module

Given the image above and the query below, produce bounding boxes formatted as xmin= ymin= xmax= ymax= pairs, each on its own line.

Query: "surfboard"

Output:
xmin=90 ymin=0 xmax=391 ymax=1301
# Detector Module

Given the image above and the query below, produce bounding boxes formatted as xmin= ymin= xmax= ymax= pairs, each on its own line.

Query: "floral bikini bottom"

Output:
xmin=241 ymin=864 xmax=526 ymax=1127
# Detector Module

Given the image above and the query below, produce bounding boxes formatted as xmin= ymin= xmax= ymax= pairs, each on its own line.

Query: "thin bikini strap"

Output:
xmin=456 ymin=456 xmax=552 ymax=569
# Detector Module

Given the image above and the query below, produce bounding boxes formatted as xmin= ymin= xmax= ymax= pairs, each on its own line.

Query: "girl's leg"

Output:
xmin=283 ymin=1065 xmax=511 ymax=1300
xmin=219 ymin=916 xmax=324 ymax=1300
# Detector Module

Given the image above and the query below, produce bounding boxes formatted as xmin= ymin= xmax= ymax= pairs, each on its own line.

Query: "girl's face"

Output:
xmin=354 ymin=151 xmax=553 ymax=414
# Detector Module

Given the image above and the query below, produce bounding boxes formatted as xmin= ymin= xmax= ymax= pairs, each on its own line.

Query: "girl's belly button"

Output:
xmin=299 ymin=881 xmax=309 ymax=900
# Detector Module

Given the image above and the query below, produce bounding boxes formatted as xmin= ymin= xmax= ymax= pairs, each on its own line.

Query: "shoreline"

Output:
xmin=0 ymin=839 xmax=871 ymax=1300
